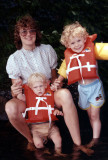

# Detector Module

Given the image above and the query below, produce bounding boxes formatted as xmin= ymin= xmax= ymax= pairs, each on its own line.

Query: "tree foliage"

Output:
xmin=0 ymin=0 xmax=108 ymax=90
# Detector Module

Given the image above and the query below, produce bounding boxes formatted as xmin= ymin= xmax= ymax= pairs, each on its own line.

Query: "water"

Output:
xmin=0 ymin=110 xmax=108 ymax=160
xmin=0 ymin=88 xmax=108 ymax=160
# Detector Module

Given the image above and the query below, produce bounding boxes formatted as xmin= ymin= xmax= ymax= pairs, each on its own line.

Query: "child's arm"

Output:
xmin=50 ymin=60 xmax=67 ymax=91
xmin=51 ymin=68 xmax=58 ymax=83
xmin=58 ymin=59 xmax=67 ymax=79
xmin=53 ymin=109 xmax=63 ymax=116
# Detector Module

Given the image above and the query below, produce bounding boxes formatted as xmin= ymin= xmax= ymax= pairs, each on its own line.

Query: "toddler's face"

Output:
xmin=68 ymin=36 xmax=86 ymax=53
xmin=31 ymin=81 xmax=46 ymax=96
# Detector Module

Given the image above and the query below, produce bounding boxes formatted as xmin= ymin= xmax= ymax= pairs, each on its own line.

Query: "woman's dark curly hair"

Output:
xmin=14 ymin=15 xmax=42 ymax=49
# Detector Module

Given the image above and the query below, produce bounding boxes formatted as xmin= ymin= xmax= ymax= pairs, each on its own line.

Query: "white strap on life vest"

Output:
xmin=66 ymin=53 xmax=96 ymax=84
xmin=35 ymin=97 xmax=53 ymax=127
xmin=22 ymin=97 xmax=54 ymax=127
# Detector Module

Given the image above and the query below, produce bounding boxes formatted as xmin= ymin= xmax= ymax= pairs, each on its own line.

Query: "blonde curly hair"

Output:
xmin=28 ymin=73 xmax=47 ymax=88
xmin=60 ymin=21 xmax=89 ymax=48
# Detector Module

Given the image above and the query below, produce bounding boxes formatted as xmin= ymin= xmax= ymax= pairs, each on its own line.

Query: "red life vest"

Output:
xmin=22 ymin=84 xmax=58 ymax=124
xmin=64 ymin=35 xmax=99 ymax=85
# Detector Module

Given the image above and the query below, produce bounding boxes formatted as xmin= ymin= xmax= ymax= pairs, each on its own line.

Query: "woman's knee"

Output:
xmin=55 ymin=88 xmax=71 ymax=97
xmin=5 ymin=99 xmax=25 ymax=119
xmin=54 ymin=88 xmax=73 ymax=104
xmin=5 ymin=100 xmax=17 ymax=115
xmin=54 ymin=88 xmax=75 ymax=110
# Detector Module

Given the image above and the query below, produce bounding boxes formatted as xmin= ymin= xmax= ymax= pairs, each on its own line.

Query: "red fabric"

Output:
xmin=64 ymin=34 xmax=99 ymax=85
xmin=23 ymin=84 xmax=58 ymax=123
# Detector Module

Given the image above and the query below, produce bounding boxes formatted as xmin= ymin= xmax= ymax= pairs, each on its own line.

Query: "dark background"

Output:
xmin=0 ymin=0 xmax=108 ymax=91
xmin=0 ymin=1 xmax=108 ymax=159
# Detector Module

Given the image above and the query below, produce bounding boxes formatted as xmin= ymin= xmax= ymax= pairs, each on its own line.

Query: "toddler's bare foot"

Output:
xmin=78 ymin=145 xmax=94 ymax=156
xmin=73 ymin=145 xmax=94 ymax=156
xmin=27 ymin=142 xmax=36 ymax=151
xmin=86 ymin=138 xmax=99 ymax=148
xmin=54 ymin=148 xmax=67 ymax=157
xmin=44 ymin=148 xmax=51 ymax=155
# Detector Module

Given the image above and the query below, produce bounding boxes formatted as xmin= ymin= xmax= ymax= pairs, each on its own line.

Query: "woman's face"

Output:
xmin=19 ymin=28 xmax=36 ymax=49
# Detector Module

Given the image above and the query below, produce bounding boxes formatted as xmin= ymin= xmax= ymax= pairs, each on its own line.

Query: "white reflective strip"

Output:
xmin=67 ymin=54 xmax=84 ymax=76
xmin=35 ymin=97 xmax=52 ymax=126
xmin=67 ymin=64 xmax=96 ymax=73
xmin=22 ymin=106 xmax=54 ymax=118
xmin=86 ymin=62 xmax=91 ymax=71
xmin=35 ymin=97 xmax=46 ymax=115
xmin=34 ymin=107 xmax=54 ymax=110
xmin=48 ymin=105 xmax=52 ymax=127
xmin=22 ymin=107 xmax=36 ymax=118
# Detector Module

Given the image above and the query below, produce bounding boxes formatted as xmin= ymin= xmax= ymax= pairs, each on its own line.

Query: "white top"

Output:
xmin=6 ymin=44 xmax=57 ymax=84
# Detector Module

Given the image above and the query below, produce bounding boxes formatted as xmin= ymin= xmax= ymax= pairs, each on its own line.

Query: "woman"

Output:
xmin=5 ymin=15 xmax=92 ymax=154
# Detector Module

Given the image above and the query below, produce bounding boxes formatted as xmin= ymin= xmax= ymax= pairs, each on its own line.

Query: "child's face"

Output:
xmin=68 ymin=36 xmax=86 ymax=53
xmin=31 ymin=81 xmax=46 ymax=96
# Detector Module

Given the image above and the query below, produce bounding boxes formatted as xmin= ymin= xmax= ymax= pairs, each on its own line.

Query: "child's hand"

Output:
xmin=53 ymin=109 xmax=63 ymax=116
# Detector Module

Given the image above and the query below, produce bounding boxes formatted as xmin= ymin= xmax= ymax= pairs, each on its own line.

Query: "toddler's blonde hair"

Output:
xmin=28 ymin=73 xmax=47 ymax=88
xmin=60 ymin=21 xmax=89 ymax=48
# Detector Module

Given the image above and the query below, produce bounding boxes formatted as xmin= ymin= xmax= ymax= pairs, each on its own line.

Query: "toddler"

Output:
xmin=17 ymin=73 xmax=63 ymax=155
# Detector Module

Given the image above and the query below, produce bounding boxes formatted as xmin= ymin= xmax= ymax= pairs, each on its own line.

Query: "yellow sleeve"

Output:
xmin=58 ymin=59 xmax=67 ymax=78
xmin=95 ymin=43 xmax=108 ymax=60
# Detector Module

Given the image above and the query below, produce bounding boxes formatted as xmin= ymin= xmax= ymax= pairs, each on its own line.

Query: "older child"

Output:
xmin=17 ymin=73 xmax=63 ymax=155
xmin=55 ymin=21 xmax=105 ymax=147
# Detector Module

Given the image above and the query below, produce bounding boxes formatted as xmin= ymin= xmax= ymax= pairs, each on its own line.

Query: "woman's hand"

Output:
xmin=11 ymin=79 xmax=23 ymax=98
xmin=50 ymin=79 xmax=63 ymax=91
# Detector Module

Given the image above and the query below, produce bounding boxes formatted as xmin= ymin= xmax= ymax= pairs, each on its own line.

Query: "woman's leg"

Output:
xmin=54 ymin=88 xmax=81 ymax=146
xmin=5 ymin=98 xmax=33 ymax=143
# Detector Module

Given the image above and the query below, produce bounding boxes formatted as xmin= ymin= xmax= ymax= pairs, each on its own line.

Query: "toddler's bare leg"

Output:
xmin=87 ymin=107 xmax=101 ymax=139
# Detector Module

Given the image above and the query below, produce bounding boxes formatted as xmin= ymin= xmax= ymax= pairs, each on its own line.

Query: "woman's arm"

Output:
xmin=11 ymin=79 xmax=23 ymax=98
xmin=51 ymin=69 xmax=57 ymax=83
